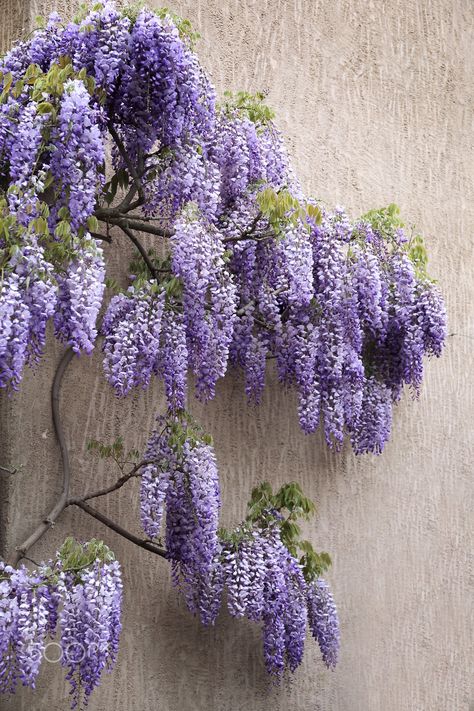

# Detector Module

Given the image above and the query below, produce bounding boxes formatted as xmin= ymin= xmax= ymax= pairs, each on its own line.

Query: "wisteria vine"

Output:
xmin=0 ymin=0 xmax=447 ymax=705
xmin=0 ymin=1 xmax=446 ymax=453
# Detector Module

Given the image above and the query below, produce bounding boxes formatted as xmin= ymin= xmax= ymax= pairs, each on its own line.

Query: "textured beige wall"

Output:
xmin=1 ymin=1 xmax=473 ymax=710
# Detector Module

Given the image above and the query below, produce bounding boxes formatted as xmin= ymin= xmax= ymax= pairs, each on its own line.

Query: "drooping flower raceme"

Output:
xmin=54 ymin=239 xmax=106 ymax=355
xmin=0 ymin=2 xmax=446 ymax=702
xmin=58 ymin=559 xmax=122 ymax=708
xmin=50 ymin=78 xmax=105 ymax=233
xmin=307 ymin=577 xmax=340 ymax=669
xmin=102 ymin=285 xmax=164 ymax=396
xmin=139 ymin=430 xmax=339 ymax=682
xmin=139 ymin=415 xmax=221 ymax=623
xmin=0 ymin=563 xmax=49 ymax=693
xmin=0 ymin=241 xmax=57 ymax=388
xmin=216 ymin=516 xmax=338 ymax=680
xmin=0 ymin=541 xmax=122 ymax=708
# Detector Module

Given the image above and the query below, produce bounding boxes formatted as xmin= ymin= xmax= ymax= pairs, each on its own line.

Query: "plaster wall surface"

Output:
xmin=0 ymin=1 xmax=473 ymax=710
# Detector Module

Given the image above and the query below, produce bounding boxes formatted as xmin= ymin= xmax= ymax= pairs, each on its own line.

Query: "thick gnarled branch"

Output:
xmin=73 ymin=501 xmax=167 ymax=558
xmin=9 ymin=349 xmax=167 ymax=566
xmin=9 ymin=347 xmax=74 ymax=566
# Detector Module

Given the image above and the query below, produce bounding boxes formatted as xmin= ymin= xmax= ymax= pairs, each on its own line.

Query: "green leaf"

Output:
xmin=87 ymin=215 xmax=99 ymax=233
xmin=37 ymin=102 xmax=54 ymax=115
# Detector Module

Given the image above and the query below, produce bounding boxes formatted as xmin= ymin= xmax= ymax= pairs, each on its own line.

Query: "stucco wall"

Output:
xmin=0 ymin=1 xmax=473 ymax=710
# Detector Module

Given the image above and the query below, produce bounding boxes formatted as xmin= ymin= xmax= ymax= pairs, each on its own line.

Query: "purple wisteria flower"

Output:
xmin=59 ymin=560 xmax=122 ymax=708
xmin=102 ymin=285 xmax=164 ymax=396
xmin=0 ymin=544 xmax=122 ymax=707
xmin=307 ymin=578 xmax=340 ymax=669
xmin=0 ymin=1 xmax=446 ymax=454
xmin=54 ymin=240 xmax=105 ymax=355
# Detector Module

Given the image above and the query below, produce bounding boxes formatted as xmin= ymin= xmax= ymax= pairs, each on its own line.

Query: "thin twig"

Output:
xmin=68 ymin=460 xmax=152 ymax=505
xmin=120 ymin=225 xmax=157 ymax=278
xmin=9 ymin=345 xmax=170 ymax=568
xmin=104 ymin=215 xmax=173 ymax=239
xmin=73 ymin=501 xmax=167 ymax=558
xmin=108 ymin=122 xmax=145 ymax=202
xmin=121 ymin=214 xmax=171 ymax=223
xmin=90 ymin=231 xmax=112 ymax=244
xmin=10 ymin=348 xmax=75 ymax=566
xmin=0 ymin=465 xmax=17 ymax=475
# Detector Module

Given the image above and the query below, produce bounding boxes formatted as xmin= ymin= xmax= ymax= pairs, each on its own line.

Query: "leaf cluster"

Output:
xmin=220 ymin=91 xmax=275 ymax=127
xmin=220 ymin=481 xmax=332 ymax=583
xmin=361 ymin=202 xmax=404 ymax=238
xmin=257 ymin=186 xmax=322 ymax=236
xmin=407 ymin=233 xmax=430 ymax=281
xmin=87 ymin=436 xmax=140 ymax=468
xmin=359 ymin=203 xmax=432 ymax=280
xmin=165 ymin=411 xmax=213 ymax=456
xmin=118 ymin=3 xmax=200 ymax=46
xmin=58 ymin=536 xmax=115 ymax=578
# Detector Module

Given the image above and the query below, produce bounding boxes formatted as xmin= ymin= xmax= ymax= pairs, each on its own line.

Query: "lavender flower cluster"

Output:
xmin=140 ymin=414 xmax=221 ymax=622
xmin=219 ymin=522 xmax=338 ymax=679
xmin=0 ymin=542 xmax=122 ymax=708
xmin=139 ymin=418 xmax=339 ymax=680
xmin=0 ymin=242 xmax=56 ymax=388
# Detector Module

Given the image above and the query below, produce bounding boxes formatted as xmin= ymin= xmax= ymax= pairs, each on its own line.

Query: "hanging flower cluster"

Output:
xmin=220 ymin=521 xmax=339 ymax=679
xmin=0 ymin=539 xmax=122 ymax=708
xmin=216 ymin=481 xmax=339 ymax=679
xmin=139 ymin=413 xmax=221 ymax=620
xmin=139 ymin=418 xmax=339 ymax=680
xmin=0 ymin=1 xmax=446 ymax=454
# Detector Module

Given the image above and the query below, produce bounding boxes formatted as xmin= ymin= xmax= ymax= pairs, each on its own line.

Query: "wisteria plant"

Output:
xmin=0 ymin=1 xmax=446 ymax=707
